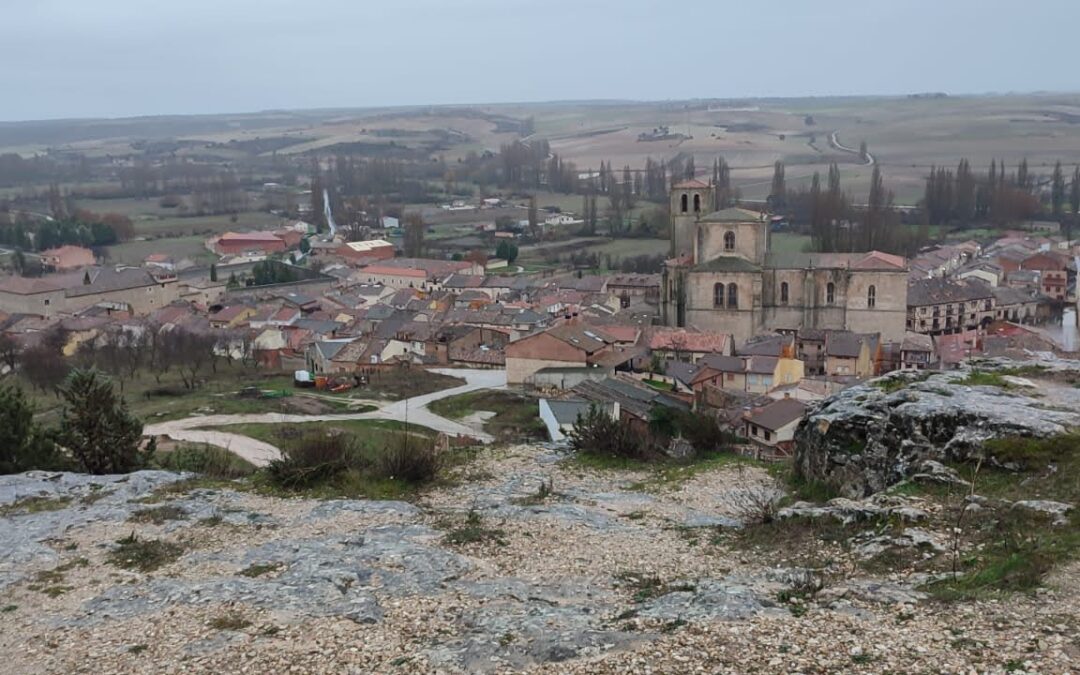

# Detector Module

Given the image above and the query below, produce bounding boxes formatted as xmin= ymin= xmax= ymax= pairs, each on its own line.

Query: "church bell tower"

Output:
xmin=670 ymin=179 xmax=712 ymax=262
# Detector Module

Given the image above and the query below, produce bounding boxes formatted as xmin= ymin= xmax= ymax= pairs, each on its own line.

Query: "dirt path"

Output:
xmin=144 ymin=369 xmax=508 ymax=466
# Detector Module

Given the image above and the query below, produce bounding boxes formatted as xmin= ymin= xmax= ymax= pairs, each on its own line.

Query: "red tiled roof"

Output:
xmin=219 ymin=231 xmax=284 ymax=242
xmin=851 ymin=250 xmax=907 ymax=270
xmin=672 ymin=179 xmax=710 ymax=189
xmin=361 ymin=266 xmax=427 ymax=278
xmin=648 ymin=328 xmax=730 ymax=354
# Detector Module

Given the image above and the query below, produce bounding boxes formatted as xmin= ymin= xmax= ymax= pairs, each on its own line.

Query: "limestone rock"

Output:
xmin=793 ymin=360 xmax=1080 ymax=497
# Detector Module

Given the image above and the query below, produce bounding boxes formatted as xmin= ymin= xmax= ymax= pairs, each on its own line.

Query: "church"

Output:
xmin=660 ymin=179 xmax=909 ymax=346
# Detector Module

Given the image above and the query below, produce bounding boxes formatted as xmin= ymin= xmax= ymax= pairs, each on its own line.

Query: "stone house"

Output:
xmin=742 ymin=397 xmax=807 ymax=455
xmin=505 ymin=324 xmax=617 ymax=385
xmin=906 ymin=278 xmax=995 ymax=335
xmin=824 ymin=332 xmax=878 ymax=378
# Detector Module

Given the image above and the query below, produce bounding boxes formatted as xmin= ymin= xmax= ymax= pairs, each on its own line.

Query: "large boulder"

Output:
xmin=793 ymin=359 xmax=1080 ymax=497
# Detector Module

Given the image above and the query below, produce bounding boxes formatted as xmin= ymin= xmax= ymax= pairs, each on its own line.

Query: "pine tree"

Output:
xmin=56 ymin=369 xmax=146 ymax=475
xmin=209 ymin=264 xmax=218 ymax=283
xmin=1071 ymin=165 xmax=1080 ymax=215
xmin=770 ymin=161 xmax=786 ymax=210
xmin=955 ymin=158 xmax=975 ymax=223
xmin=1051 ymin=161 xmax=1065 ymax=218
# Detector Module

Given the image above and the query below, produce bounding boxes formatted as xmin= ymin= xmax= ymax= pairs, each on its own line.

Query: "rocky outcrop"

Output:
xmin=793 ymin=359 xmax=1080 ymax=497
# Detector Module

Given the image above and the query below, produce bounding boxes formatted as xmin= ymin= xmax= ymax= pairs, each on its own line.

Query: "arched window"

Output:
xmin=680 ymin=193 xmax=688 ymax=213
xmin=724 ymin=231 xmax=735 ymax=251
xmin=727 ymin=283 xmax=738 ymax=309
xmin=867 ymin=285 xmax=876 ymax=308
xmin=780 ymin=281 xmax=789 ymax=304
xmin=826 ymin=282 xmax=835 ymax=305
xmin=693 ymin=194 xmax=701 ymax=213
xmin=713 ymin=283 xmax=725 ymax=307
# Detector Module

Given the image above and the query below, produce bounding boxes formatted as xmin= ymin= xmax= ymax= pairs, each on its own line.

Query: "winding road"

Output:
xmin=144 ymin=369 xmax=508 ymax=466
xmin=828 ymin=131 xmax=875 ymax=166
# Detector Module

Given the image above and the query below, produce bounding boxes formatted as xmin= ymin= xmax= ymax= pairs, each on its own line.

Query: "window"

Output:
xmin=764 ymin=430 xmax=772 ymax=442
xmin=780 ymin=281 xmax=789 ymax=304
xmin=713 ymin=282 xmax=725 ymax=307
xmin=867 ymin=284 xmax=876 ymax=308
xmin=680 ymin=193 xmax=688 ymax=213
xmin=43 ymin=299 xmax=50 ymax=306
xmin=693 ymin=193 xmax=701 ymax=213
xmin=826 ymin=282 xmax=835 ymax=305
xmin=727 ymin=283 xmax=738 ymax=309
xmin=724 ymin=231 xmax=735 ymax=251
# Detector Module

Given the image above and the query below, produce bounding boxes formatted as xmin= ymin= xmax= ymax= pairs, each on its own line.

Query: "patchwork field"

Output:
xmin=5 ymin=93 xmax=1080 ymax=211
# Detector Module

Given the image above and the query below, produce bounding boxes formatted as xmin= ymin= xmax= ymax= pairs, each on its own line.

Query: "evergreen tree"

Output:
xmin=0 ymin=383 xmax=64 ymax=474
xmin=955 ymin=158 xmax=975 ymax=223
xmin=403 ymin=212 xmax=426 ymax=257
xmin=527 ymin=196 xmax=539 ymax=239
xmin=1051 ymin=161 xmax=1065 ymax=218
xmin=56 ymin=369 xmax=146 ymax=474
xmin=209 ymin=263 xmax=218 ymax=283
xmin=1071 ymin=165 xmax=1080 ymax=215
xmin=769 ymin=161 xmax=786 ymax=210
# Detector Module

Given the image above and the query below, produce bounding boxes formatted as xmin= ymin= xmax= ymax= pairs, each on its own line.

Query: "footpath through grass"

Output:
xmin=428 ymin=390 xmax=546 ymax=442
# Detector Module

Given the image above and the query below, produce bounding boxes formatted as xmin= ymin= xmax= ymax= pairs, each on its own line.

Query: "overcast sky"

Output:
xmin=2 ymin=0 xmax=1076 ymax=121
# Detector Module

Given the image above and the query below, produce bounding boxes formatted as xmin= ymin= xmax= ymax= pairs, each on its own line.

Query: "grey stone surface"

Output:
xmin=0 ymin=470 xmax=191 ymax=589
xmin=793 ymin=360 xmax=1080 ymax=497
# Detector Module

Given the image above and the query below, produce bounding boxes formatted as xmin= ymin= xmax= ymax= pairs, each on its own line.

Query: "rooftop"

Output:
xmin=745 ymin=397 xmax=807 ymax=431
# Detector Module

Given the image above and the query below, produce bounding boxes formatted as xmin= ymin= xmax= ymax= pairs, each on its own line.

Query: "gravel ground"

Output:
xmin=0 ymin=445 xmax=1076 ymax=674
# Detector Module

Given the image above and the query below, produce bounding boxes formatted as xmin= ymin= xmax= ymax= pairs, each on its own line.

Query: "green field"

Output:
xmin=428 ymin=390 xmax=545 ymax=442
xmin=103 ymin=235 xmax=216 ymax=265
xmin=212 ymin=419 xmax=431 ymax=449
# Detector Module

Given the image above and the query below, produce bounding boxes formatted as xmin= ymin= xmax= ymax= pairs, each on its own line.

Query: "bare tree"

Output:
xmin=0 ymin=333 xmax=20 ymax=374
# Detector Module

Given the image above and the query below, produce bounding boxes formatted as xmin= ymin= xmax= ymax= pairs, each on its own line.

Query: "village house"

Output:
xmin=505 ymin=324 xmax=619 ymax=385
xmin=209 ymin=305 xmax=256 ymax=329
xmin=0 ymin=267 xmax=179 ymax=318
xmin=571 ymin=376 xmax=689 ymax=437
xmin=742 ymin=397 xmax=807 ymax=457
xmin=899 ymin=332 xmax=935 ymax=370
xmin=907 ymin=277 xmax=995 ymax=335
xmin=357 ymin=258 xmax=483 ymax=290
xmin=689 ymin=354 xmax=747 ymax=394
xmin=538 ymin=398 xmax=596 ymax=443
xmin=646 ymin=327 xmax=733 ymax=363
xmin=824 ymin=332 xmax=878 ymax=378
xmin=744 ymin=354 xmax=805 ymax=393
xmin=991 ymin=286 xmax=1043 ymax=323
xmin=607 ymin=274 xmax=661 ymax=304
xmin=1020 ymin=252 xmax=1069 ymax=301
xmin=336 ymin=239 xmax=395 ymax=263
xmin=211 ymin=231 xmax=288 ymax=256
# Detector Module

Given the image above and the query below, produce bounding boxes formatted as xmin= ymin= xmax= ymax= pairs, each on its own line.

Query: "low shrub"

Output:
xmin=157 ymin=444 xmax=255 ymax=479
xmin=374 ymin=435 xmax=442 ymax=484
xmin=442 ymin=509 xmax=505 ymax=546
xmin=568 ymin=405 xmax=650 ymax=460
xmin=263 ymin=430 xmax=442 ymax=494
xmin=983 ymin=433 xmax=1080 ymax=470
xmin=129 ymin=504 xmax=187 ymax=525
xmin=265 ymin=433 xmax=357 ymax=489
xmin=107 ymin=533 xmax=184 ymax=572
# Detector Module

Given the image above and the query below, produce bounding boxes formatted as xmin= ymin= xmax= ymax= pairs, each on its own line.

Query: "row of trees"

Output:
xmin=921 ymin=158 xmax=1079 ymax=226
xmin=5 ymin=323 xmax=233 ymax=398
xmin=0 ymin=208 xmax=135 ymax=253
